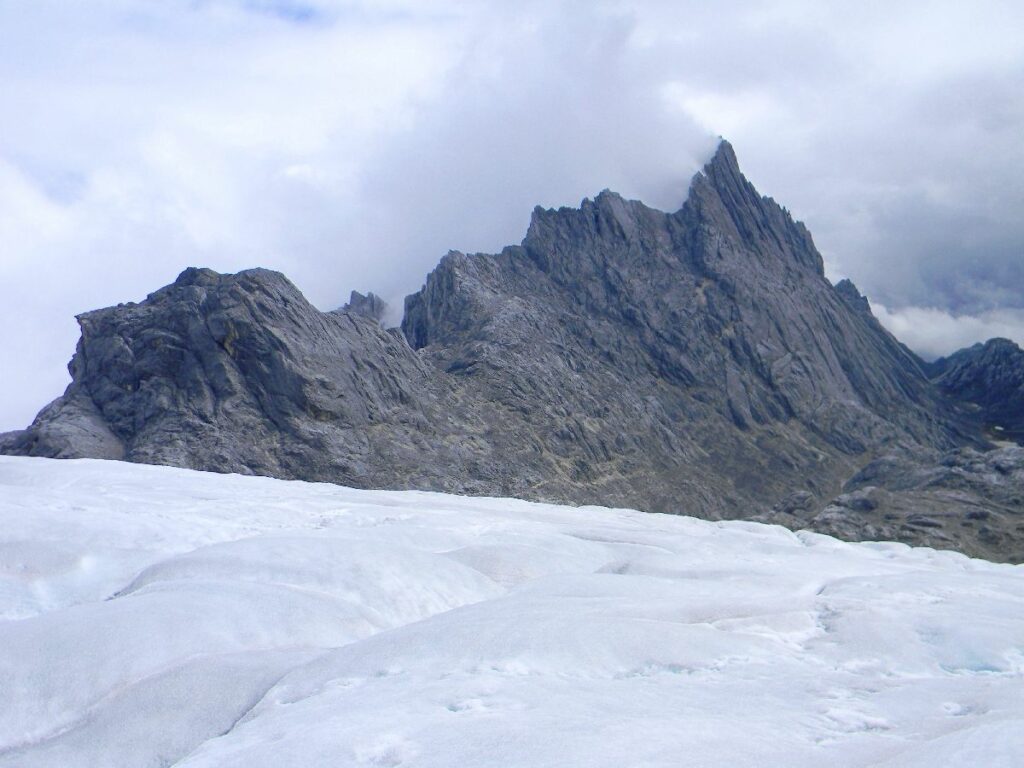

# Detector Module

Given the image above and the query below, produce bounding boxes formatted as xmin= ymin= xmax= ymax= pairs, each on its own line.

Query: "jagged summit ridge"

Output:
xmin=834 ymin=278 xmax=872 ymax=313
xmin=338 ymin=290 xmax=388 ymax=323
xmin=3 ymin=140 xmax=1020 ymax=561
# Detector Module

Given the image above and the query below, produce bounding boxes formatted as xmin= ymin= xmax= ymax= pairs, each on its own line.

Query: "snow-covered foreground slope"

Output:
xmin=0 ymin=457 xmax=1021 ymax=767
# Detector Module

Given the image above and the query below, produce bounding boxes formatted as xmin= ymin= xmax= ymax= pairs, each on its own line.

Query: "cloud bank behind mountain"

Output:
xmin=1 ymin=0 xmax=1022 ymax=429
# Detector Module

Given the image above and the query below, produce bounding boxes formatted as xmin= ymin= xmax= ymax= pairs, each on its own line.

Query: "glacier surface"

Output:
xmin=0 ymin=456 xmax=1021 ymax=767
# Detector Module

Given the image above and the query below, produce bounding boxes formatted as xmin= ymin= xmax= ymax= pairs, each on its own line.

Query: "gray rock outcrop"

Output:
xmin=338 ymin=290 xmax=388 ymax=324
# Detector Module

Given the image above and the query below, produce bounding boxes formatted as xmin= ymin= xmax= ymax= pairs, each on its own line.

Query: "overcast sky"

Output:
xmin=2 ymin=0 xmax=1023 ymax=431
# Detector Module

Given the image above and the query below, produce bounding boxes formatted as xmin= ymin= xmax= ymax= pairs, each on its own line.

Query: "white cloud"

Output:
xmin=874 ymin=303 xmax=1024 ymax=360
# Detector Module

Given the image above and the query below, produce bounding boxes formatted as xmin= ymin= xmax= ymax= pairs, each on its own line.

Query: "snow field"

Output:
xmin=0 ymin=456 xmax=1021 ymax=767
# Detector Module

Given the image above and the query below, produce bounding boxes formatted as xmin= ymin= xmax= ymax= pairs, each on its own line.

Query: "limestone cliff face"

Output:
xmin=5 ymin=141 xmax=1020 ymax=560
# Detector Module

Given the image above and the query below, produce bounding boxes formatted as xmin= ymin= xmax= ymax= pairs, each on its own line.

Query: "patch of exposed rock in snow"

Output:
xmin=0 ymin=456 xmax=1021 ymax=767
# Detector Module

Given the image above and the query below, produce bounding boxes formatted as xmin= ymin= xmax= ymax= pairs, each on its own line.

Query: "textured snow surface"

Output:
xmin=0 ymin=457 xmax=1022 ymax=767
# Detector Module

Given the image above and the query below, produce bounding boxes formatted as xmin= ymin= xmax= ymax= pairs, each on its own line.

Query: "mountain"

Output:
xmin=339 ymin=289 xmax=388 ymax=323
xmin=927 ymin=338 xmax=1024 ymax=442
xmin=3 ymin=141 xmax=1021 ymax=560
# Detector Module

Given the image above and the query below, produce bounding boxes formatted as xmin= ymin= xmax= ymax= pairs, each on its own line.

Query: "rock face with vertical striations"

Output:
xmin=4 ymin=141 xmax=1021 ymax=560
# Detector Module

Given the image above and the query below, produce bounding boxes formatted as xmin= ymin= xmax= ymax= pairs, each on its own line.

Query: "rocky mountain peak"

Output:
xmin=687 ymin=140 xmax=825 ymax=277
xmin=143 ymin=267 xmax=308 ymax=312
xmin=984 ymin=337 xmax=1022 ymax=355
xmin=929 ymin=336 xmax=1024 ymax=441
xmin=339 ymin=290 xmax=388 ymax=323
xmin=701 ymin=138 xmax=743 ymax=185
xmin=834 ymin=278 xmax=872 ymax=313
xmin=5 ymin=140 xmax=1022 ymax=562
xmin=172 ymin=266 xmax=220 ymax=287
